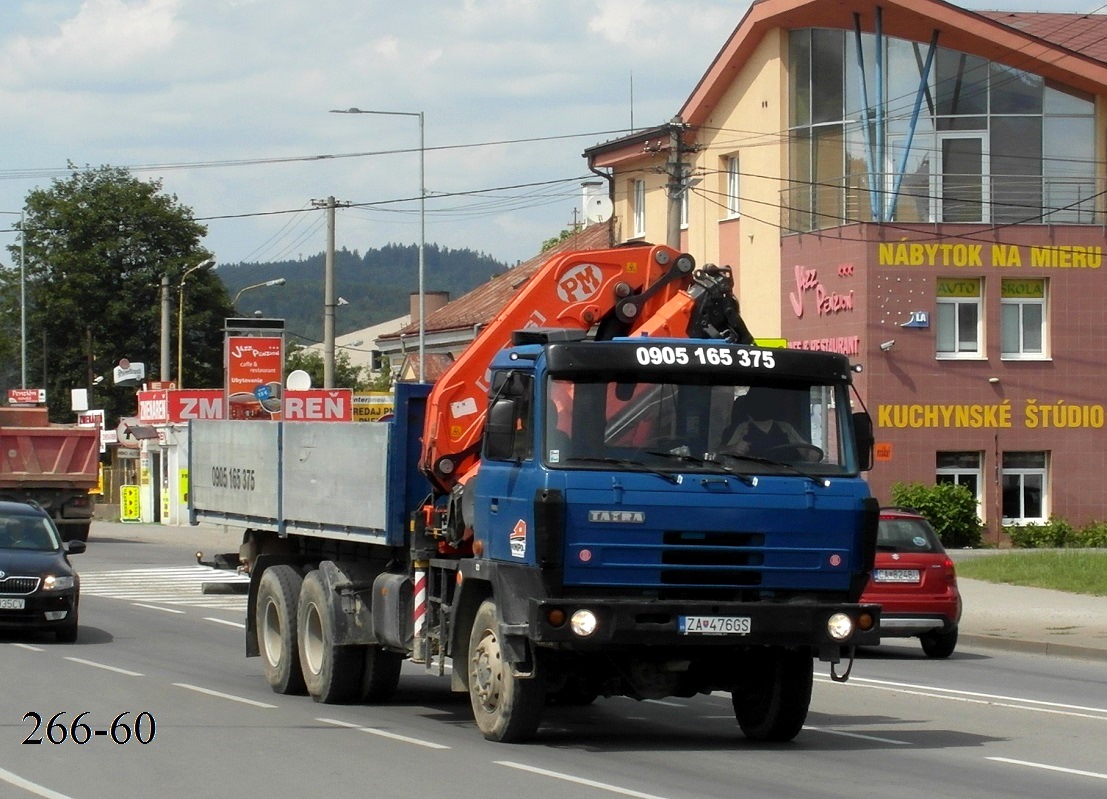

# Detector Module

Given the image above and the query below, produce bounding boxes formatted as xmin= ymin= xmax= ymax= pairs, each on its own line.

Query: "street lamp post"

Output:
xmin=233 ymin=278 xmax=286 ymax=307
xmin=176 ymin=257 xmax=216 ymax=389
xmin=330 ymin=107 xmax=426 ymax=381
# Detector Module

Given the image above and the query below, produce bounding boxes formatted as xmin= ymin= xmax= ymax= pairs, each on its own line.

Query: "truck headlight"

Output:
xmin=827 ymin=612 xmax=854 ymax=641
xmin=569 ymin=609 xmax=598 ymax=637
xmin=42 ymin=575 xmax=75 ymax=592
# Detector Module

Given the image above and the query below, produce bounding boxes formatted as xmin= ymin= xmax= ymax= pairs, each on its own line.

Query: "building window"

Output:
xmin=632 ymin=179 xmax=646 ymax=238
xmin=787 ymin=29 xmax=1097 ymax=232
xmin=937 ymin=452 xmax=983 ymax=519
xmin=725 ymin=156 xmax=740 ymax=217
xmin=1001 ymin=279 xmax=1047 ymax=359
xmin=1002 ymin=451 xmax=1047 ymax=523
xmin=936 ymin=278 xmax=982 ymax=358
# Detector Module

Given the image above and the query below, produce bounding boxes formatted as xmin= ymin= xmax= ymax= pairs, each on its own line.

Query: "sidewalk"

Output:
xmin=86 ymin=520 xmax=1107 ymax=662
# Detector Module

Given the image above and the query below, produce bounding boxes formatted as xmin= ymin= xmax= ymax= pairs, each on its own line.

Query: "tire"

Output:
xmin=920 ymin=624 xmax=958 ymax=659
xmin=66 ymin=523 xmax=91 ymax=543
xmin=359 ymin=646 xmax=404 ymax=703
xmin=297 ymin=569 xmax=362 ymax=704
xmin=467 ymin=598 xmax=545 ymax=742
xmin=731 ymin=646 xmax=813 ymax=742
xmin=256 ymin=565 xmax=306 ymax=694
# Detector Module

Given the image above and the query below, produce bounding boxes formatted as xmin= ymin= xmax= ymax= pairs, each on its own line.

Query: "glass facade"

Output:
xmin=787 ymin=29 xmax=1097 ymax=231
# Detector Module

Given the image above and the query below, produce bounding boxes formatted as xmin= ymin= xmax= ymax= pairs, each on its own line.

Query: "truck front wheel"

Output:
xmin=256 ymin=565 xmax=306 ymax=694
xmin=467 ymin=598 xmax=545 ymax=742
xmin=297 ymin=569 xmax=362 ymax=704
xmin=731 ymin=646 xmax=813 ymax=742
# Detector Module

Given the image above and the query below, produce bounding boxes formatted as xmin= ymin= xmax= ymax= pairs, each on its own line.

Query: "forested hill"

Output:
xmin=216 ymin=243 xmax=510 ymax=345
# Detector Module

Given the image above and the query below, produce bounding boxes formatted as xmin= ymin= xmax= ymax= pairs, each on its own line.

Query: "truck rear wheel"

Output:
xmin=359 ymin=646 xmax=403 ymax=702
xmin=66 ymin=523 xmax=91 ymax=543
xmin=731 ymin=646 xmax=813 ymax=742
xmin=467 ymin=598 xmax=545 ymax=742
xmin=256 ymin=565 xmax=306 ymax=694
xmin=298 ymin=569 xmax=362 ymax=703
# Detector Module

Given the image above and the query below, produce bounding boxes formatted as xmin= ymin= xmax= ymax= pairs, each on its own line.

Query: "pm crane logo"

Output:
xmin=556 ymin=263 xmax=603 ymax=303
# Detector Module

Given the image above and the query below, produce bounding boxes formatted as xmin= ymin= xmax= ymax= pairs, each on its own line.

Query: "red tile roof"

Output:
xmin=978 ymin=11 xmax=1107 ymax=64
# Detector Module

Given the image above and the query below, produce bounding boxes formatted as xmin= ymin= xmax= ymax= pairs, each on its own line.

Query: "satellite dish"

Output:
xmin=286 ymin=369 xmax=312 ymax=391
xmin=585 ymin=195 xmax=614 ymax=224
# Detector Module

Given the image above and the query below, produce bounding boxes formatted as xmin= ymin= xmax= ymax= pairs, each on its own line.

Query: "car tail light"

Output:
xmin=942 ymin=557 xmax=956 ymax=583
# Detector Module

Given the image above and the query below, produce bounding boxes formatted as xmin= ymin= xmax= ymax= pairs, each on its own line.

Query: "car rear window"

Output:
xmin=877 ymin=518 xmax=942 ymax=553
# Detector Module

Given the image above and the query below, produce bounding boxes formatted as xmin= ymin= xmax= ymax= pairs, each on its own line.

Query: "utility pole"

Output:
xmin=311 ymin=196 xmax=349 ymax=388
xmin=160 ymin=273 xmax=171 ymax=381
xmin=665 ymin=117 xmax=689 ymax=250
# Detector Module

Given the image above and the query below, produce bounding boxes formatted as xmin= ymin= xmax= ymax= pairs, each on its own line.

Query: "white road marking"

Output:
xmin=132 ymin=603 xmax=185 ymax=614
xmin=496 ymin=761 xmax=671 ymax=799
xmin=317 ymin=717 xmax=450 ymax=749
xmin=172 ymin=682 xmax=277 ymax=708
xmin=817 ymin=675 xmax=1107 ymax=721
xmin=8 ymin=642 xmax=43 ymax=652
xmin=803 ymin=725 xmax=911 ymax=744
xmin=988 ymin=757 xmax=1107 ymax=781
xmin=205 ymin=616 xmax=246 ymax=629
xmin=80 ymin=566 xmax=248 ymax=611
xmin=0 ymin=766 xmax=74 ymax=799
xmin=63 ymin=657 xmax=143 ymax=677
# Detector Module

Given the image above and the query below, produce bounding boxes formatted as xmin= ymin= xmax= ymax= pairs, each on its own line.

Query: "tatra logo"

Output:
xmin=588 ymin=510 xmax=645 ymax=523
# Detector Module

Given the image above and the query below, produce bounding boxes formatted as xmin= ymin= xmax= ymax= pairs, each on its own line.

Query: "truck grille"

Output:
xmin=0 ymin=576 xmax=41 ymax=595
xmin=660 ymin=530 xmax=764 ymax=586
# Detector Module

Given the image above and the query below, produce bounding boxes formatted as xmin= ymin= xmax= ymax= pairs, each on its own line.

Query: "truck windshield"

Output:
xmin=545 ymin=377 xmax=857 ymax=476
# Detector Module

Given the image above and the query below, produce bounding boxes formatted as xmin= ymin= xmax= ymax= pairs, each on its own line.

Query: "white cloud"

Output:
xmin=1 ymin=0 xmax=181 ymax=90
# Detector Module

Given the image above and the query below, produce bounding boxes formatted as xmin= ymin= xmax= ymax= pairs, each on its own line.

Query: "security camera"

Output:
xmin=879 ymin=339 xmax=896 ymax=352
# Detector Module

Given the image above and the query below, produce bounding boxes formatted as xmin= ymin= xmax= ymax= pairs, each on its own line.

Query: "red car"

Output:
xmin=862 ymin=507 xmax=962 ymax=658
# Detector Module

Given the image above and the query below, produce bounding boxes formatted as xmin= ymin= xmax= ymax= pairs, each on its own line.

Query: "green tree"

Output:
xmin=2 ymin=165 xmax=233 ymax=424
xmin=540 ymin=226 xmax=581 ymax=252
xmin=890 ymin=481 xmax=983 ymax=548
xmin=285 ymin=343 xmax=367 ymax=390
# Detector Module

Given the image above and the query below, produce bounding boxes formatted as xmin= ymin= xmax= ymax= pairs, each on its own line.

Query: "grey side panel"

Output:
xmin=281 ymin=423 xmax=389 ymax=543
xmin=189 ymin=420 xmax=390 ymax=545
xmin=190 ymin=420 xmax=281 ymax=529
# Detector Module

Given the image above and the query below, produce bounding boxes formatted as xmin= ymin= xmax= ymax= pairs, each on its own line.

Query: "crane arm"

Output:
xmin=421 ymin=244 xmax=695 ymax=492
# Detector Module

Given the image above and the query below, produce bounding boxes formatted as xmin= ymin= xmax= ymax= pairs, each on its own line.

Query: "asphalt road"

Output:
xmin=2 ymin=529 xmax=1106 ymax=798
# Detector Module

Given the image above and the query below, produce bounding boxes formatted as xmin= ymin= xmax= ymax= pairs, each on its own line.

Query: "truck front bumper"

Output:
xmin=525 ymin=597 xmax=880 ymax=651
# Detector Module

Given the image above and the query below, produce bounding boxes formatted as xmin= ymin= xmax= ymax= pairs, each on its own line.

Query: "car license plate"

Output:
xmin=0 ymin=597 xmax=26 ymax=610
xmin=873 ymin=569 xmax=920 ymax=583
xmin=679 ymin=616 xmax=751 ymax=635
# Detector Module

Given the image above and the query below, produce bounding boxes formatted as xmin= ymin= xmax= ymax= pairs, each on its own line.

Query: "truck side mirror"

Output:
xmin=485 ymin=398 xmax=517 ymax=460
xmin=852 ymin=411 xmax=874 ymax=471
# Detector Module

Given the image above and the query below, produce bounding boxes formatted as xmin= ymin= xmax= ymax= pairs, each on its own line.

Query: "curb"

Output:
xmin=960 ymin=632 xmax=1107 ymax=662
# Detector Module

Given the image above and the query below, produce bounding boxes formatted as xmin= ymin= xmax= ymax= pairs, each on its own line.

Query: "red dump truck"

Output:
xmin=0 ymin=406 xmax=100 ymax=542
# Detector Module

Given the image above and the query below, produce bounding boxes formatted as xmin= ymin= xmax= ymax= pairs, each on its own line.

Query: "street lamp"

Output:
xmin=233 ymin=277 xmax=286 ymax=307
xmin=177 ymin=257 xmax=216 ymax=389
xmin=330 ymin=106 xmax=426 ymax=381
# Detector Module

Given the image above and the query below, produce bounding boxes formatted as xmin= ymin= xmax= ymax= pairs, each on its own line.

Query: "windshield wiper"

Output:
xmin=714 ymin=452 xmax=830 ymax=487
xmin=645 ymin=450 xmax=756 ymax=486
xmin=564 ymin=456 xmax=681 ymax=485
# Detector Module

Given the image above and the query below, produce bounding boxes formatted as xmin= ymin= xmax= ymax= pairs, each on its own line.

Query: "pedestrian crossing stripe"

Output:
xmin=79 ymin=566 xmax=249 ymax=611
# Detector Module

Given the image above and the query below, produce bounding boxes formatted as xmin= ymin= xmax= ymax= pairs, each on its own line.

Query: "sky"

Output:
xmin=0 ymin=0 xmax=1094 ymax=273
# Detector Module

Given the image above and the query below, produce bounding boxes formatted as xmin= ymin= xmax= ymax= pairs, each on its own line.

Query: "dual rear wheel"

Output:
xmin=255 ymin=565 xmax=402 ymax=703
